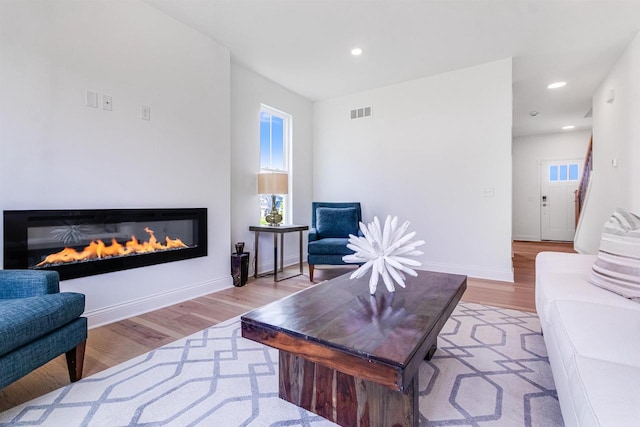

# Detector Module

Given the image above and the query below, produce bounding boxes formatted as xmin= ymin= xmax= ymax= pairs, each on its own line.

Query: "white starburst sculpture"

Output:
xmin=342 ymin=215 xmax=426 ymax=294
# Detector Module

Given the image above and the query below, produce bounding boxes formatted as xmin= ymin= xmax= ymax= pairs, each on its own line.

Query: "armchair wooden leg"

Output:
xmin=66 ymin=340 xmax=86 ymax=382
xmin=309 ymin=265 xmax=314 ymax=282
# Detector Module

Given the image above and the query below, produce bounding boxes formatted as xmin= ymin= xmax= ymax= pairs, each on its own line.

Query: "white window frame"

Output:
xmin=548 ymin=162 xmax=581 ymax=182
xmin=259 ymin=104 xmax=292 ymax=224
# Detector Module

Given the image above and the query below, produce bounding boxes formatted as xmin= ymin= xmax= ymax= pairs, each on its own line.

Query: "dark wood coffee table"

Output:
xmin=241 ymin=270 xmax=466 ymax=426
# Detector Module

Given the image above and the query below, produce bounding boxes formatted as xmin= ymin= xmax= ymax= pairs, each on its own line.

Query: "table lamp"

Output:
xmin=257 ymin=172 xmax=288 ymax=226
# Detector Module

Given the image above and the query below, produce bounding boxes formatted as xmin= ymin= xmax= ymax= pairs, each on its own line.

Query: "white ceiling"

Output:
xmin=146 ymin=0 xmax=640 ymax=137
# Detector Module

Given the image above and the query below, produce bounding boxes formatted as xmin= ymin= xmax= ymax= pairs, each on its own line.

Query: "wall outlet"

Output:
xmin=102 ymin=95 xmax=112 ymax=111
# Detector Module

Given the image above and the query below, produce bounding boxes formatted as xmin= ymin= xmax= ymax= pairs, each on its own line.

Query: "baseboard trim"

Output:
xmin=512 ymin=235 xmax=541 ymax=242
xmin=84 ymin=276 xmax=233 ymax=329
xmin=420 ymin=261 xmax=514 ymax=283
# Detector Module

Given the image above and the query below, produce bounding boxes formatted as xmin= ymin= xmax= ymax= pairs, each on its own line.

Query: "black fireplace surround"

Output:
xmin=3 ymin=208 xmax=207 ymax=280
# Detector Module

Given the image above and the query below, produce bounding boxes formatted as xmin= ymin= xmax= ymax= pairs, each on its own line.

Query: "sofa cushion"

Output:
xmin=570 ymin=357 xmax=640 ymax=427
xmin=589 ymin=209 xmax=640 ymax=302
xmin=316 ymin=207 xmax=359 ymax=238
xmin=535 ymin=269 xmax=640 ymax=329
xmin=536 ymin=251 xmax=640 ymax=427
xmin=0 ymin=292 xmax=85 ymax=357
xmin=549 ymin=301 xmax=640 ymax=371
xmin=308 ymin=238 xmax=354 ymax=255
xmin=534 ymin=252 xmax=629 ymax=325
xmin=536 ymin=251 xmax=597 ymax=275
xmin=546 ymin=300 xmax=640 ymax=427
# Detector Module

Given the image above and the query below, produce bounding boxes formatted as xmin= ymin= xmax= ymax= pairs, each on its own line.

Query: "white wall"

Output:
xmin=512 ymin=130 xmax=591 ymax=241
xmin=575 ymin=32 xmax=640 ymax=253
xmin=230 ymin=64 xmax=313 ymax=274
xmin=0 ymin=0 xmax=232 ymax=326
xmin=313 ymin=58 xmax=514 ymax=281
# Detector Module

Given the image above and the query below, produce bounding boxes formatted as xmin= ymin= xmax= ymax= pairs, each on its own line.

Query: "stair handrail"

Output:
xmin=575 ymin=135 xmax=593 ymax=226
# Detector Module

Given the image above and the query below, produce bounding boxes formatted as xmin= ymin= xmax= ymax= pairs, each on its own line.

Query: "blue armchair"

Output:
xmin=0 ymin=270 xmax=87 ymax=389
xmin=307 ymin=202 xmax=362 ymax=281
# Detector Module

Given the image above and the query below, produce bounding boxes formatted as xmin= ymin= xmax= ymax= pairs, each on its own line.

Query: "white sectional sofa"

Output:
xmin=535 ymin=252 xmax=640 ymax=427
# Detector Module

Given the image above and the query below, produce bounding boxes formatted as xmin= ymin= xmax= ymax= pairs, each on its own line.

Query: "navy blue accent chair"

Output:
xmin=0 ymin=270 xmax=87 ymax=389
xmin=307 ymin=202 xmax=362 ymax=281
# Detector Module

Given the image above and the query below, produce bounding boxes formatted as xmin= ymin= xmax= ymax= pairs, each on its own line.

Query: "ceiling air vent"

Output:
xmin=350 ymin=106 xmax=372 ymax=120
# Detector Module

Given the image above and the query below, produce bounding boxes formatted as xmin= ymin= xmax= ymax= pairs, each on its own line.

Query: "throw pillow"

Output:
xmin=316 ymin=207 xmax=359 ymax=238
xmin=589 ymin=208 xmax=640 ymax=302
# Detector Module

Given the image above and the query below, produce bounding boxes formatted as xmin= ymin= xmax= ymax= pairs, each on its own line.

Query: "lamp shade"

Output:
xmin=257 ymin=172 xmax=288 ymax=195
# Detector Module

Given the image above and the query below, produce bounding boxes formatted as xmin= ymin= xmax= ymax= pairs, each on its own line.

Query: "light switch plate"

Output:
xmin=86 ymin=91 xmax=98 ymax=108
xmin=141 ymin=105 xmax=150 ymax=121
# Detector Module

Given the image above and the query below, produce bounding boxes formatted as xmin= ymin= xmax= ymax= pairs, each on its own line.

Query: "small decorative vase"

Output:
xmin=235 ymin=242 xmax=245 ymax=255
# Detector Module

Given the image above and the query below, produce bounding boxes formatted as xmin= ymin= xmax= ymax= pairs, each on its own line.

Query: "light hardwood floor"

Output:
xmin=0 ymin=240 xmax=574 ymax=411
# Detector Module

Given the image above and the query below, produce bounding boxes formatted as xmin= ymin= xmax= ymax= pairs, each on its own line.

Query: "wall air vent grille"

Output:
xmin=350 ymin=106 xmax=372 ymax=120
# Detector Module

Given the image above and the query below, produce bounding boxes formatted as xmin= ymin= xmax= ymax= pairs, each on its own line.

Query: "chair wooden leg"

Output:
xmin=309 ymin=264 xmax=314 ymax=282
xmin=66 ymin=340 xmax=86 ymax=382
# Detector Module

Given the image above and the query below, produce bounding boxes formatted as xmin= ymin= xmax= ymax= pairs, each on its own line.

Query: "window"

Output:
xmin=259 ymin=105 xmax=292 ymax=224
xmin=559 ymin=165 xmax=568 ymax=181
xmin=549 ymin=162 xmax=580 ymax=182
xmin=569 ymin=164 xmax=579 ymax=180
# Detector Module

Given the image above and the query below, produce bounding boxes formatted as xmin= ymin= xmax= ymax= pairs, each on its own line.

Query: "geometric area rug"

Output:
xmin=0 ymin=302 xmax=563 ymax=426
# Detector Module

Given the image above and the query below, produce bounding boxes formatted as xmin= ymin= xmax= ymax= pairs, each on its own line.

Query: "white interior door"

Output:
xmin=540 ymin=160 xmax=581 ymax=241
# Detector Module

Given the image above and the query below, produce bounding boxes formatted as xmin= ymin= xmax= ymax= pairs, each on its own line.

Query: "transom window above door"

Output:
xmin=549 ymin=163 xmax=579 ymax=182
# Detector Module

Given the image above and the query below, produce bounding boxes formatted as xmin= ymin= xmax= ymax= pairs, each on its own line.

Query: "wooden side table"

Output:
xmin=249 ymin=224 xmax=309 ymax=282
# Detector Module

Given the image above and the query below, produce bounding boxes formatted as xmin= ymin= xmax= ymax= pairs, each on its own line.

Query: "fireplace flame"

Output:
xmin=36 ymin=227 xmax=188 ymax=267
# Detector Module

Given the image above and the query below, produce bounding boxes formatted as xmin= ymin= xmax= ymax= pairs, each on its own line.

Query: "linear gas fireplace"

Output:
xmin=3 ymin=208 xmax=207 ymax=280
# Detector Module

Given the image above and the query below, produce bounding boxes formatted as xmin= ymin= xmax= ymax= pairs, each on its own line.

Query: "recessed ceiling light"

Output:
xmin=350 ymin=48 xmax=363 ymax=56
xmin=547 ymin=81 xmax=567 ymax=89
xmin=562 ymin=125 xmax=575 ymax=130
